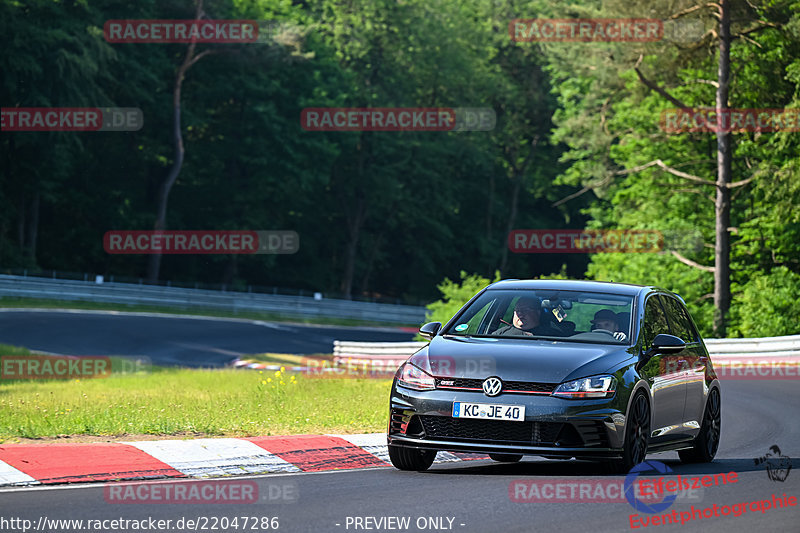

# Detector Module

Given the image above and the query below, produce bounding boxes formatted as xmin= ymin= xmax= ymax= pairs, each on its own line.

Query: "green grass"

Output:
xmin=0 ymin=363 xmax=392 ymax=441
xmin=0 ymin=296 xmax=420 ymax=328
xmin=0 ymin=343 xmax=32 ymax=356
xmin=243 ymin=353 xmax=332 ymax=366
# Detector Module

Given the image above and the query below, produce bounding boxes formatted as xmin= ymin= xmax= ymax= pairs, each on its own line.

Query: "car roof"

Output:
xmin=486 ymin=279 xmax=651 ymax=297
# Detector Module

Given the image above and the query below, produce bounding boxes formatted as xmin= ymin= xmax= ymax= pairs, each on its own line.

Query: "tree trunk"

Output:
xmin=340 ymin=194 xmax=365 ymax=299
xmin=486 ymin=173 xmax=495 ymax=242
xmin=499 ymin=177 xmax=521 ymax=274
xmin=146 ymin=1 xmax=210 ymax=283
xmin=358 ymin=233 xmax=383 ymax=296
xmin=26 ymin=192 xmax=39 ymax=260
xmin=713 ymin=0 xmax=732 ymax=337
xmin=16 ymin=191 xmax=40 ymax=261
xmin=339 ymin=132 xmax=372 ymax=299
xmin=222 ymin=255 xmax=238 ymax=286
xmin=17 ymin=192 xmax=25 ymax=251
xmin=146 ymin=93 xmax=185 ymax=283
xmin=499 ymin=137 xmax=538 ymax=274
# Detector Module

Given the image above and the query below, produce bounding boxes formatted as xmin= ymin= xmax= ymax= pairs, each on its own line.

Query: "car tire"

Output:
xmin=679 ymin=387 xmax=721 ymax=464
xmin=388 ymin=445 xmax=437 ymax=471
xmin=488 ymin=453 xmax=523 ymax=463
xmin=610 ymin=391 xmax=650 ymax=474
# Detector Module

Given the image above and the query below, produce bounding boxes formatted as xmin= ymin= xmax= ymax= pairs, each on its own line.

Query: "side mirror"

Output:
xmin=638 ymin=333 xmax=685 ymax=371
xmin=651 ymin=333 xmax=686 ymax=354
xmin=419 ymin=322 xmax=442 ymax=340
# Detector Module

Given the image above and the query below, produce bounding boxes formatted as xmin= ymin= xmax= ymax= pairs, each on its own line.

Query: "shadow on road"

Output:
xmin=425 ymin=456 xmax=793 ymax=478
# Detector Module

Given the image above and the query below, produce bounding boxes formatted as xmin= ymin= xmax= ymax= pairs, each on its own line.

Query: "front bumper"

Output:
xmin=387 ymin=383 xmax=629 ymax=458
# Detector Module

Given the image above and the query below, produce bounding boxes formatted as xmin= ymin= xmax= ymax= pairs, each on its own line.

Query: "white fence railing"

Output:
xmin=333 ymin=340 xmax=427 ymax=366
xmin=704 ymin=334 xmax=800 ymax=359
xmin=332 ymin=335 xmax=800 ymax=367
xmin=0 ymin=274 xmax=426 ymax=325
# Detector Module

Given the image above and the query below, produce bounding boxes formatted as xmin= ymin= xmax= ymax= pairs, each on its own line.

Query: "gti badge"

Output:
xmin=482 ymin=377 xmax=502 ymax=397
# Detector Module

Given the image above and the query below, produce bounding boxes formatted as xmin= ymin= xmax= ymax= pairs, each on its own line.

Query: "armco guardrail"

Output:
xmin=332 ymin=334 xmax=800 ymax=366
xmin=704 ymin=334 xmax=800 ymax=359
xmin=333 ymin=341 xmax=427 ymax=365
xmin=0 ymin=274 xmax=426 ymax=325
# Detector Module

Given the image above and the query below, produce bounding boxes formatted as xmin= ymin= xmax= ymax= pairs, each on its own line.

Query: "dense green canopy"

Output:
xmin=2 ymin=0 xmax=798 ymax=337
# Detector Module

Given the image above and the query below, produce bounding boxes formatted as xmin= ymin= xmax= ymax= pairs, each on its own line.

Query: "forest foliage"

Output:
xmin=2 ymin=0 xmax=798 ymax=337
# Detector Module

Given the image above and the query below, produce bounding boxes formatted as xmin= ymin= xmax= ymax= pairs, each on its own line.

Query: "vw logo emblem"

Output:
xmin=482 ymin=377 xmax=502 ymax=397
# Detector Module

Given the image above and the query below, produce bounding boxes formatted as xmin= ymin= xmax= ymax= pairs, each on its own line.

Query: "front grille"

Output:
xmin=418 ymin=415 xmax=562 ymax=445
xmin=435 ymin=378 xmax=482 ymax=389
xmin=503 ymin=381 xmax=555 ymax=393
xmin=390 ymin=408 xmax=406 ymax=433
xmin=573 ymin=420 xmax=611 ymax=447
xmin=434 ymin=378 xmax=556 ymax=395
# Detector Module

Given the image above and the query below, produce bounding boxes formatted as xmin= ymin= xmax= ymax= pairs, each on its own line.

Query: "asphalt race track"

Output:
xmin=0 ymin=310 xmax=414 ymax=367
xmin=1 ymin=380 xmax=797 ymax=533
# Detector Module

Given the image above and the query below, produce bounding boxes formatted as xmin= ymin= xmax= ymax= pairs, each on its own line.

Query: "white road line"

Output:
xmin=124 ymin=438 xmax=301 ymax=478
xmin=326 ymin=433 xmax=461 ymax=464
xmin=0 ymin=465 xmax=401 ymax=494
xmin=327 ymin=433 xmax=390 ymax=464
xmin=0 ymin=459 xmax=39 ymax=487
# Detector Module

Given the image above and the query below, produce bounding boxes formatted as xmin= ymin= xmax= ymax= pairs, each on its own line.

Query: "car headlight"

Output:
xmin=552 ymin=375 xmax=616 ymax=399
xmin=396 ymin=363 xmax=436 ymax=391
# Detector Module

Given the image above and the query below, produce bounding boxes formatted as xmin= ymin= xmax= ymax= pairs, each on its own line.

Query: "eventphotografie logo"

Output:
xmin=661 ymin=108 xmax=800 ymax=133
xmin=300 ymin=108 xmax=495 ymax=132
xmin=625 ymin=461 xmax=679 ymax=514
xmin=1 ymin=108 xmax=143 ymax=132
xmin=104 ymin=20 xmax=259 ymax=44
xmin=754 ymin=445 xmax=792 ymax=482
xmin=103 ymin=230 xmax=299 ymax=255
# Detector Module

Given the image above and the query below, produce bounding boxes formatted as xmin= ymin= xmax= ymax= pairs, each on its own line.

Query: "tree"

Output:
xmin=545 ymin=0 xmax=797 ymax=336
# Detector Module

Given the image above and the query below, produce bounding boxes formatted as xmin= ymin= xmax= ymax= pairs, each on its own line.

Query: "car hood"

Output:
xmin=412 ymin=335 xmax=635 ymax=384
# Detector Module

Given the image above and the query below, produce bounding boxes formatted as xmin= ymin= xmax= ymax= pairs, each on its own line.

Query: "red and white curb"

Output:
xmin=0 ymin=433 xmax=486 ymax=487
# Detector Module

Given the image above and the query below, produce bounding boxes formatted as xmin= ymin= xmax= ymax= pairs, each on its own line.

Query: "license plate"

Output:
xmin=452 ymin=402 xmax=525 ymax=421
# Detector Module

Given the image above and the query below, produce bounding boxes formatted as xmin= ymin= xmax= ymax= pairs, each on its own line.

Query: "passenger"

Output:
xmin=591 ymin=309 xmax=628 ymax=341
xmin=494 ymin=298 xmax=555 ymax=337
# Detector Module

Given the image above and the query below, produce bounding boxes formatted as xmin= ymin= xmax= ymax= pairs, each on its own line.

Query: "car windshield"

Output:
xmin=444 ymin=289 xmax=634 ymax=344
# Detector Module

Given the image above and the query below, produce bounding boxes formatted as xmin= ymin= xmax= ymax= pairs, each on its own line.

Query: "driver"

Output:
xmin=591 ymin=309 xmax=628 ymax=341
xmin=494 ymin=297 xmax=553 ymax=337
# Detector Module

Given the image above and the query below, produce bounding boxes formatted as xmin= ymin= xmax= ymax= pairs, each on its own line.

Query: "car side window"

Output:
xmin=661 ymin=296 xmax=697 ymax=343
xmin=454 ymin=299 xmax=495 ymax=334
xmin=642 ymin=296 xmax=670 ymax=351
